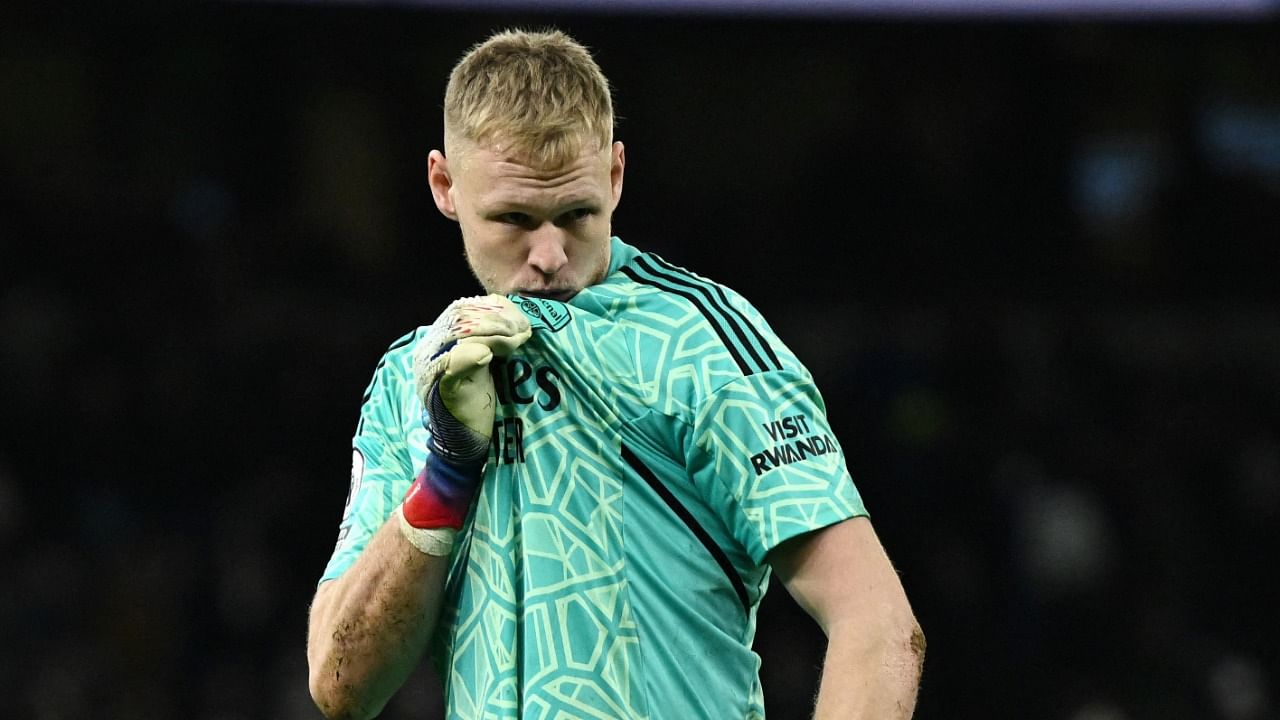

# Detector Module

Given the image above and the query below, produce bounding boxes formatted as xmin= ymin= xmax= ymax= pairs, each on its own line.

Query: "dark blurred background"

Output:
xmin=2 ymin=2 xmax=1278 ymax=718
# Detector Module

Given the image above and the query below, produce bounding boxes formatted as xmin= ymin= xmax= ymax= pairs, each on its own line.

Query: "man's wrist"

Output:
xmin=401 ymin=459 xmax=479 ymax=531
xmin=397 ymin=504 xmax=458 ymax=556
xmin=424 ymin=382 xmax=492 ymax=465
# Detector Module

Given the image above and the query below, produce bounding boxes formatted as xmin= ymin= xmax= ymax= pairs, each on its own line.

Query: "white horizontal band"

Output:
xmin=397 ymin=507 xmax=457 ymax=556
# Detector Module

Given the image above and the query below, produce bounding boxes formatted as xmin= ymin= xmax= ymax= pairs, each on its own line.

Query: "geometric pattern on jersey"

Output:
xmin=321 ymin=237 xmax=866 ymax=719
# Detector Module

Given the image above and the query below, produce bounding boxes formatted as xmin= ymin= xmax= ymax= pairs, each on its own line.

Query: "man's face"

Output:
xmin=428 ymin=139 xmax=625 ymax=301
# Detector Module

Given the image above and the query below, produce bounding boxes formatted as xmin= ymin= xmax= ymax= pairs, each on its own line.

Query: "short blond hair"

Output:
xmin=444 ymin=29 xmax=614 ymax=168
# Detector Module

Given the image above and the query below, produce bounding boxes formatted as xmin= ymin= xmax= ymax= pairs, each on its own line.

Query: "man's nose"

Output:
xmin=527 ymin=226 xmax=568 ymax=276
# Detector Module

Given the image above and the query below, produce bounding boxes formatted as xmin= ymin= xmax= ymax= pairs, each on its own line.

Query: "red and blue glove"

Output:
xmin=397 ymin=295 xmax=531 ymax=555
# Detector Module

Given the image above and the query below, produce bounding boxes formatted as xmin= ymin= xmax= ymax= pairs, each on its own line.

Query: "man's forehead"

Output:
xmin=456 ymin=143 xmax=611 ymax=208
xmin=458 ymin=142 xmax=610 ymax=178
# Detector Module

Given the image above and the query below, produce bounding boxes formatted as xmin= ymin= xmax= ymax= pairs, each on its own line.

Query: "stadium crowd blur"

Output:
xmin=2 ymin=5 xmax=1277 ymax=719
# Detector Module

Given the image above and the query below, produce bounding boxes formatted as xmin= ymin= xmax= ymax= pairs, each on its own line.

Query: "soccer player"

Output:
xmin=307 ymin=29 xmax=924 ymax=720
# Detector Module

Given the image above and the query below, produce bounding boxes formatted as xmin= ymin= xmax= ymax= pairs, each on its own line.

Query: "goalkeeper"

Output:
xmin=307 ymin=29 xmax=924 ymax=720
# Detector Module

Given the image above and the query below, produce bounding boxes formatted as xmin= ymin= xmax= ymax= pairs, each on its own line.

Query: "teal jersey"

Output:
xmin=321 ymin=237 xmax=867 ymax=719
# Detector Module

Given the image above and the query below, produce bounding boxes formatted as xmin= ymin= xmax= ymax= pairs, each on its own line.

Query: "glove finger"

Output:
xmin=415 ymin=350 xmax=446 ymax=406
xmin=454 ymin=295 xmax=530 ymax=336
xmin=414 ymin=339 xmax=492 ymax=405
xmin=436 ymin=341 xmax=496 ymax=437
xmin=457 ymin=327 xmax=532 ymax=357
xmin=442 ymin=339 xmax=494 ymax=379
xmin=415 ymin=293 xmax=530 ymax=405
xmin=415 ymin=294 xmax=516 ymax=371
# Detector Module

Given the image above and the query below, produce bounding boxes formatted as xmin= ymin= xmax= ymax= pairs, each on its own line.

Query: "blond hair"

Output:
xmin=444 ymin=29 xmax=614 ymax=168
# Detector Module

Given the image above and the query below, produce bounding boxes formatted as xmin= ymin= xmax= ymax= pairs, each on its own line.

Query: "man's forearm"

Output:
xmin=307 ymin=518 xmax=450 ymax=720
xmin=811 ymin=618 xmax=925 ymax=720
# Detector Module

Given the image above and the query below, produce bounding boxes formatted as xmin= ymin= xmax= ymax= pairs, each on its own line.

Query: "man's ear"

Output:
xmin=609 ymin=141 xmax=625 ymax=209
xmin=428 ymin=150 xmax=458 ymax=220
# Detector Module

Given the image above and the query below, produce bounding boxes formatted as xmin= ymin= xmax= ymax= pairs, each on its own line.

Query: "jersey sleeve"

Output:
xmin=319 ymin=329 xmax=427 ymax=583
xmin=686 ymin=368 xmax=867 ymax=565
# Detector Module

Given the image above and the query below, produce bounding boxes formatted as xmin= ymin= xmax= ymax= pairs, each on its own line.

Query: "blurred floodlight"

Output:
xmin=1199 ymin=102 xmax=1280 ymax=187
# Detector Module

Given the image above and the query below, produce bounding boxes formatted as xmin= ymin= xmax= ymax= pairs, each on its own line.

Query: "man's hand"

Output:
xmin=309 ymin=295 xmax=530 ymax=719
xmin=399 ymin=295 xmax=531 ymax=553
xmin=414 ymin=294 xmax=532 ymax=451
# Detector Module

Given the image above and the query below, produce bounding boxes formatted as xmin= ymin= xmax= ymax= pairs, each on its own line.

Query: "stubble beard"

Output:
xmin=460 ymin=234 xmax=613 ymax=299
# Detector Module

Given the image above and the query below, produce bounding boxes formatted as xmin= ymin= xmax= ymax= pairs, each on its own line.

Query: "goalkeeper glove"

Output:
xmin=398 ymin=294 xmax=531 ymax=555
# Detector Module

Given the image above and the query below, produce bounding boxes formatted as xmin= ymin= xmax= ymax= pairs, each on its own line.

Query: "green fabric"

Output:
xmin=321 ymin=237 xmax=866 ymax=719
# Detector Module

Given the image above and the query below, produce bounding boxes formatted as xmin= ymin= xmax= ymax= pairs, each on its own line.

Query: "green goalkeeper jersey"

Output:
xmin=321 ymin=237 xmax=866 ymax=719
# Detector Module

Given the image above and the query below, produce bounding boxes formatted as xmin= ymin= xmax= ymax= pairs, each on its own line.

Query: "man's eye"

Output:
xmin=498 ymin=212 xmax=532 ymax=226
xmin=556 ymin=208 xmax=593 ymax=226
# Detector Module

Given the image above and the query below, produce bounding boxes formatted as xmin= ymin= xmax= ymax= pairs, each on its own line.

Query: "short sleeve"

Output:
xmin=686 ymin=369 xmax=867 ymax=565
xmin=319 ymin=330 xmax=426 ymax=583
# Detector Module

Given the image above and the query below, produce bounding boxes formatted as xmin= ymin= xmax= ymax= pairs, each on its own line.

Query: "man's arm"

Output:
xmin=308 ymin=296 xmax=532 ymax=719
xmin=307 ymin=520 xmax=449 ymax=719
xmin=769 ymin=516 xmax=925 ymax=720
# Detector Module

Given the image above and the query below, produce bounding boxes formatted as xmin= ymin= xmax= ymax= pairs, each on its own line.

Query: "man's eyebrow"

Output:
xmin=480 ymin=194 xmax=600 ymax=213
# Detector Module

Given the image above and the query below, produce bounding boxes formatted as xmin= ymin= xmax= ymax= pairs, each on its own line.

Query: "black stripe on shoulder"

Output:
xmin=621 ymin=444 xmax=751 ymax=615
xmin=620 ymin=265 xmax=754 ymax=376
xmin=632 ymin=256 xmax=772 ymax=374
xmin=647 ymin=255 xmax=783 ymax=371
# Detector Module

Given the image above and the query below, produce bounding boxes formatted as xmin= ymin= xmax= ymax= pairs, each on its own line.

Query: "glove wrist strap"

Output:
xmin=401 ymin=457 xmax=480 ymax=530
xmin=397 ymin=505 xmax=457 ymax=556
xmin=424 ymin=383 xmax=492 ymax=465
